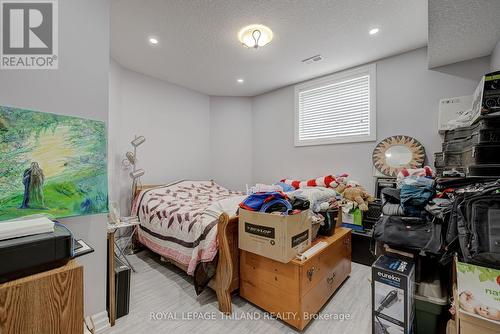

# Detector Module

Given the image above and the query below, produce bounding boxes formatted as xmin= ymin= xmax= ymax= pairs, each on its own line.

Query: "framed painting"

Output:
xmin=0 ymin=105 xmax=108 ymax=221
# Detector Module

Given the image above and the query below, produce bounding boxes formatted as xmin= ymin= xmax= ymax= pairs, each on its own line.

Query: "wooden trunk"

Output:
xmin=0 ymin=260 xmax=84 ymax=334
xmin=240 ymin=228 xmax=352 ymax=330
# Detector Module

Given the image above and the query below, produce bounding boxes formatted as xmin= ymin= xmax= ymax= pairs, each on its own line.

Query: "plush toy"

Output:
xmin=281 ymin=174 xmax=348 ymax=190
xmin=341 ymin=186 xmax=374 ymax=211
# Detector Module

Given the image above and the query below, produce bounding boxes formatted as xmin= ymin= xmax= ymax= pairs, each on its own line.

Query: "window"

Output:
xmin=295 ymin=64 xmax=376 ymax=146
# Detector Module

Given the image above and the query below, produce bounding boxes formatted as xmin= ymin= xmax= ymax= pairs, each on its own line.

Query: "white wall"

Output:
xmin=109 ymin=62 xmax=211 ymax=214
xmin=0 ymin=0 xmax=109 ymax=317
xmin=252 ymin=48 xmax=490 ymax=193
xmin=209 ymin=97 xmax=253 ymax=191
xmin=492 ymin=39 xmax=500 ymax=71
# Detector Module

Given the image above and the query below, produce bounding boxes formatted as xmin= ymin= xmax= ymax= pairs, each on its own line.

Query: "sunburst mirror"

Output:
xmin=372 ymin=135 xmax=425 ymax=177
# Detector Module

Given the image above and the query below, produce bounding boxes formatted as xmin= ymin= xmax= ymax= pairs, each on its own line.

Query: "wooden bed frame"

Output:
xmin=135 ymin=185 xmax=239 ymax=314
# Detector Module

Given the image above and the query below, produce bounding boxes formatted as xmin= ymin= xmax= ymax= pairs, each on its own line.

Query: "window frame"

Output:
xmin=294 ymin=63 xmax=377 ymax=146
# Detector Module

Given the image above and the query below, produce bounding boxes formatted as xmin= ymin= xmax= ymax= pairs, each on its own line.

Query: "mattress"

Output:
xmin=131 ymin=180 xmax=244 ymax=275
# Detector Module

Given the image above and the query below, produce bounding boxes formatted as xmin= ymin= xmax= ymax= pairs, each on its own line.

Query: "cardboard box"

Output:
xmin=238 ymin=209 xmax=312 ymax=263
xmin=459 ymin=311 xmax=500 ymax=334
xmin=456 ymin=261 xmax=500 ymax=327
xmin=372 ymin=255 xmax=415 ymax=334
xmin=342 ymin=208 xmax=363 ymax=231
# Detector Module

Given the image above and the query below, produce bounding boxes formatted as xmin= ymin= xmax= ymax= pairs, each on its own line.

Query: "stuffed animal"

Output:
xmin=341 ymin=186 xmax=374 ymax=211
xmin=281 ymin=174 xmax=348 ymax=190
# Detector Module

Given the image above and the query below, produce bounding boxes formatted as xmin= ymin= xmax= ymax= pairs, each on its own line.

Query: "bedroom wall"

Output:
xmin=209 ymin=97 xmax=253 ymax=191
xmin=108 ymin=62 xmax=211 ymax=214
xmin=0 ymin=0 xmax=110 ymax=319
xmin=492 ymin=38 xmax=500 ymax=71
xmin=251 ymin=48 xmax=490 ymax=193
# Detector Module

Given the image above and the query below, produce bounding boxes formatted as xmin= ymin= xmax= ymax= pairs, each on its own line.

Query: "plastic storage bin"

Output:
xmin=415 ymin=294 xmax=448 ymax=334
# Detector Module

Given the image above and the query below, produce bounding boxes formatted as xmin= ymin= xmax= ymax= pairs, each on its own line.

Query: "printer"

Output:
xmin=0 ymin=221 xmax=73 ymax=283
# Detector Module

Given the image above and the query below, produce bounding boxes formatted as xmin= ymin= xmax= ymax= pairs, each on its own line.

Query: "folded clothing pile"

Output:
xmin=375 ymin=168 xmax=442 ymax=254
xmin=381 ymin=174 xmax=435 ymax=218
xmin=239 ymin=191 xmax=310 ymax=215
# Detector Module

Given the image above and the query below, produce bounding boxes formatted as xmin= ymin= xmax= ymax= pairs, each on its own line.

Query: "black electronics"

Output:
xmin=375 ymin=177 xmax=397 ymax=199
xmin=482 ymin=72 xmax=500 ymax=111
xmin=376 ymin=289 xmax=399 ymax=313
xmin=0 ymin=224 xmax=73 ymax=283
xmin=351 ymin=230 xmax=377 ymax=266
xmin=114 ymin=257 xmax=131 ymax=319
xmin=362 ymin=200 xmax=382 ymax=230
xmin=471 ymin=71 xmax=500 ymax=122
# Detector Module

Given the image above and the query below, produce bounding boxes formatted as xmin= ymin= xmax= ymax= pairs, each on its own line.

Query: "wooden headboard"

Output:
xmin=134 ymin=184 xmax=161 ymax=198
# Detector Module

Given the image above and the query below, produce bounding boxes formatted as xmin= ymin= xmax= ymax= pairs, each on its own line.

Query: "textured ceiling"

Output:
xmin=428 ymin=0 xmax=500 ymax=68
xmin=111 ymin=0 xmax=427 ymax=96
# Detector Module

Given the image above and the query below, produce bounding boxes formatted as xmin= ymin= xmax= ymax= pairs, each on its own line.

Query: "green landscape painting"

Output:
xmin=0 ymin=106 xmax=108 ymax=221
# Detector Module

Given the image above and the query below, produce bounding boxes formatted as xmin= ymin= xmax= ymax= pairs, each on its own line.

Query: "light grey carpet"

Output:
xmin=104 ymin=250 xmax=372 ymax=333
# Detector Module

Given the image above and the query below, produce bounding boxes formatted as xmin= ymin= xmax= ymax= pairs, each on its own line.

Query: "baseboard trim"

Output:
xmin=85 ymin=311 xmax=110 ymax=333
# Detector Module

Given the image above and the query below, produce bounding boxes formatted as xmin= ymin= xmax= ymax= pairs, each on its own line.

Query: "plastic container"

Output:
xmin=415 ymin=294 xmax=448 ymax=334
xmin=466 ymin=164 xmax=500 ymax=177
xmin=444 ymin=115 xmax=500 ymax=142
xmin=443 ymin=144 xmax=500 ymax=166
xmin=442 ymin=128 xmax=500 ymax=152
xmin=317 ymin=209 xmax=337 ymax=237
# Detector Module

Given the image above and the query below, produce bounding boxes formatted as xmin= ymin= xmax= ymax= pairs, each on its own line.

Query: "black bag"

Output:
xmin=373 ymin=215 xmax=442 ymax=254
xmin=447 ymin=183 xmax=500 ymax=268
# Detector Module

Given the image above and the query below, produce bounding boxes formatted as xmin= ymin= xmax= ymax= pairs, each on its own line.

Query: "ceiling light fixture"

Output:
xmin=148 ymin=37 xmax=159 ymax=45
xmin=369 ymin=28 xmax=379 ymax=35
xmin=237 ymin=78 xmax=244 ymax=83
xmin=238 ymin=24 xmax=273 ymax=49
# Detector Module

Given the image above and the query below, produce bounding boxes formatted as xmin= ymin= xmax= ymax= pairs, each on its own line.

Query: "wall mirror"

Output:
xmin=372 ymin=135 xmax=425 ymax=177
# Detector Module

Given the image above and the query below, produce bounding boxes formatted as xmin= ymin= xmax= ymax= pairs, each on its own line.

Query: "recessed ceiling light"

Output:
xmin=148 ymin=37 xmax=159 ymax=45
xmin=369 ymin=28 xmax=379 ymax=35
xmin=238 ymin=24 xmax=273 ymax=49
xmin=237 ymin=78 xmax=244 ymax=83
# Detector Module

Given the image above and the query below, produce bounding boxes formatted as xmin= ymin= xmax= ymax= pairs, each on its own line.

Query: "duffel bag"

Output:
xmin=373 ymin=215 xmax=442 ymax=254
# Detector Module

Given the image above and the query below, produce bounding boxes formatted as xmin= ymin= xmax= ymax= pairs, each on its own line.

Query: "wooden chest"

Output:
xmin=240 ymin=227 xmax=352 ymax=330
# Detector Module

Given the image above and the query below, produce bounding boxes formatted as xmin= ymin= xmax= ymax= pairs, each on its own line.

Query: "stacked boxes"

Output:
xmin=434 ymin=115 xmax=500 ymax=177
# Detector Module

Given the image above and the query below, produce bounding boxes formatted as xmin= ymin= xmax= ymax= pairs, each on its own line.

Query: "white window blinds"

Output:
xmin=295 ymin=64 xmax=376 ymax=146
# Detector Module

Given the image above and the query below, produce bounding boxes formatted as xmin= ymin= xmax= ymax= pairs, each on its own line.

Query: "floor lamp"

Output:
xmin=125 ymin=135 xmax=146 ymax=207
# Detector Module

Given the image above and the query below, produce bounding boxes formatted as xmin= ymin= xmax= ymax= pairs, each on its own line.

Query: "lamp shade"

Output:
xmin=238 ymin=24 xmax=273 ymax=48
xmin=131 ymin=136 xmax=146 ymax=147
xmin=125 ymin=151 xmax=136 ymax=165
xmin=130 ymin=169 xmax=145 ymax=179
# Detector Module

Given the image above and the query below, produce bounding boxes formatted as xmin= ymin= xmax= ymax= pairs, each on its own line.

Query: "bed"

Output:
xmin=131 ymin=180 xmax=244 ymax=313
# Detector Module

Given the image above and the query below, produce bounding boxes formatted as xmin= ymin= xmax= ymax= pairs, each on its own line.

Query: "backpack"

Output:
xmin=446 ymin=182 xmax=500 ymax=269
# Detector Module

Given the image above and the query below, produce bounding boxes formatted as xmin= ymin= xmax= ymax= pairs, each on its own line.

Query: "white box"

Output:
xmin=438 ymin=95 xmax=473 ymax=133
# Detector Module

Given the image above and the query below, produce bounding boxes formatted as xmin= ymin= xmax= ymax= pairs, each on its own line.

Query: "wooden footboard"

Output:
xmin=212 ymin=213 xmax=239 ymax=314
